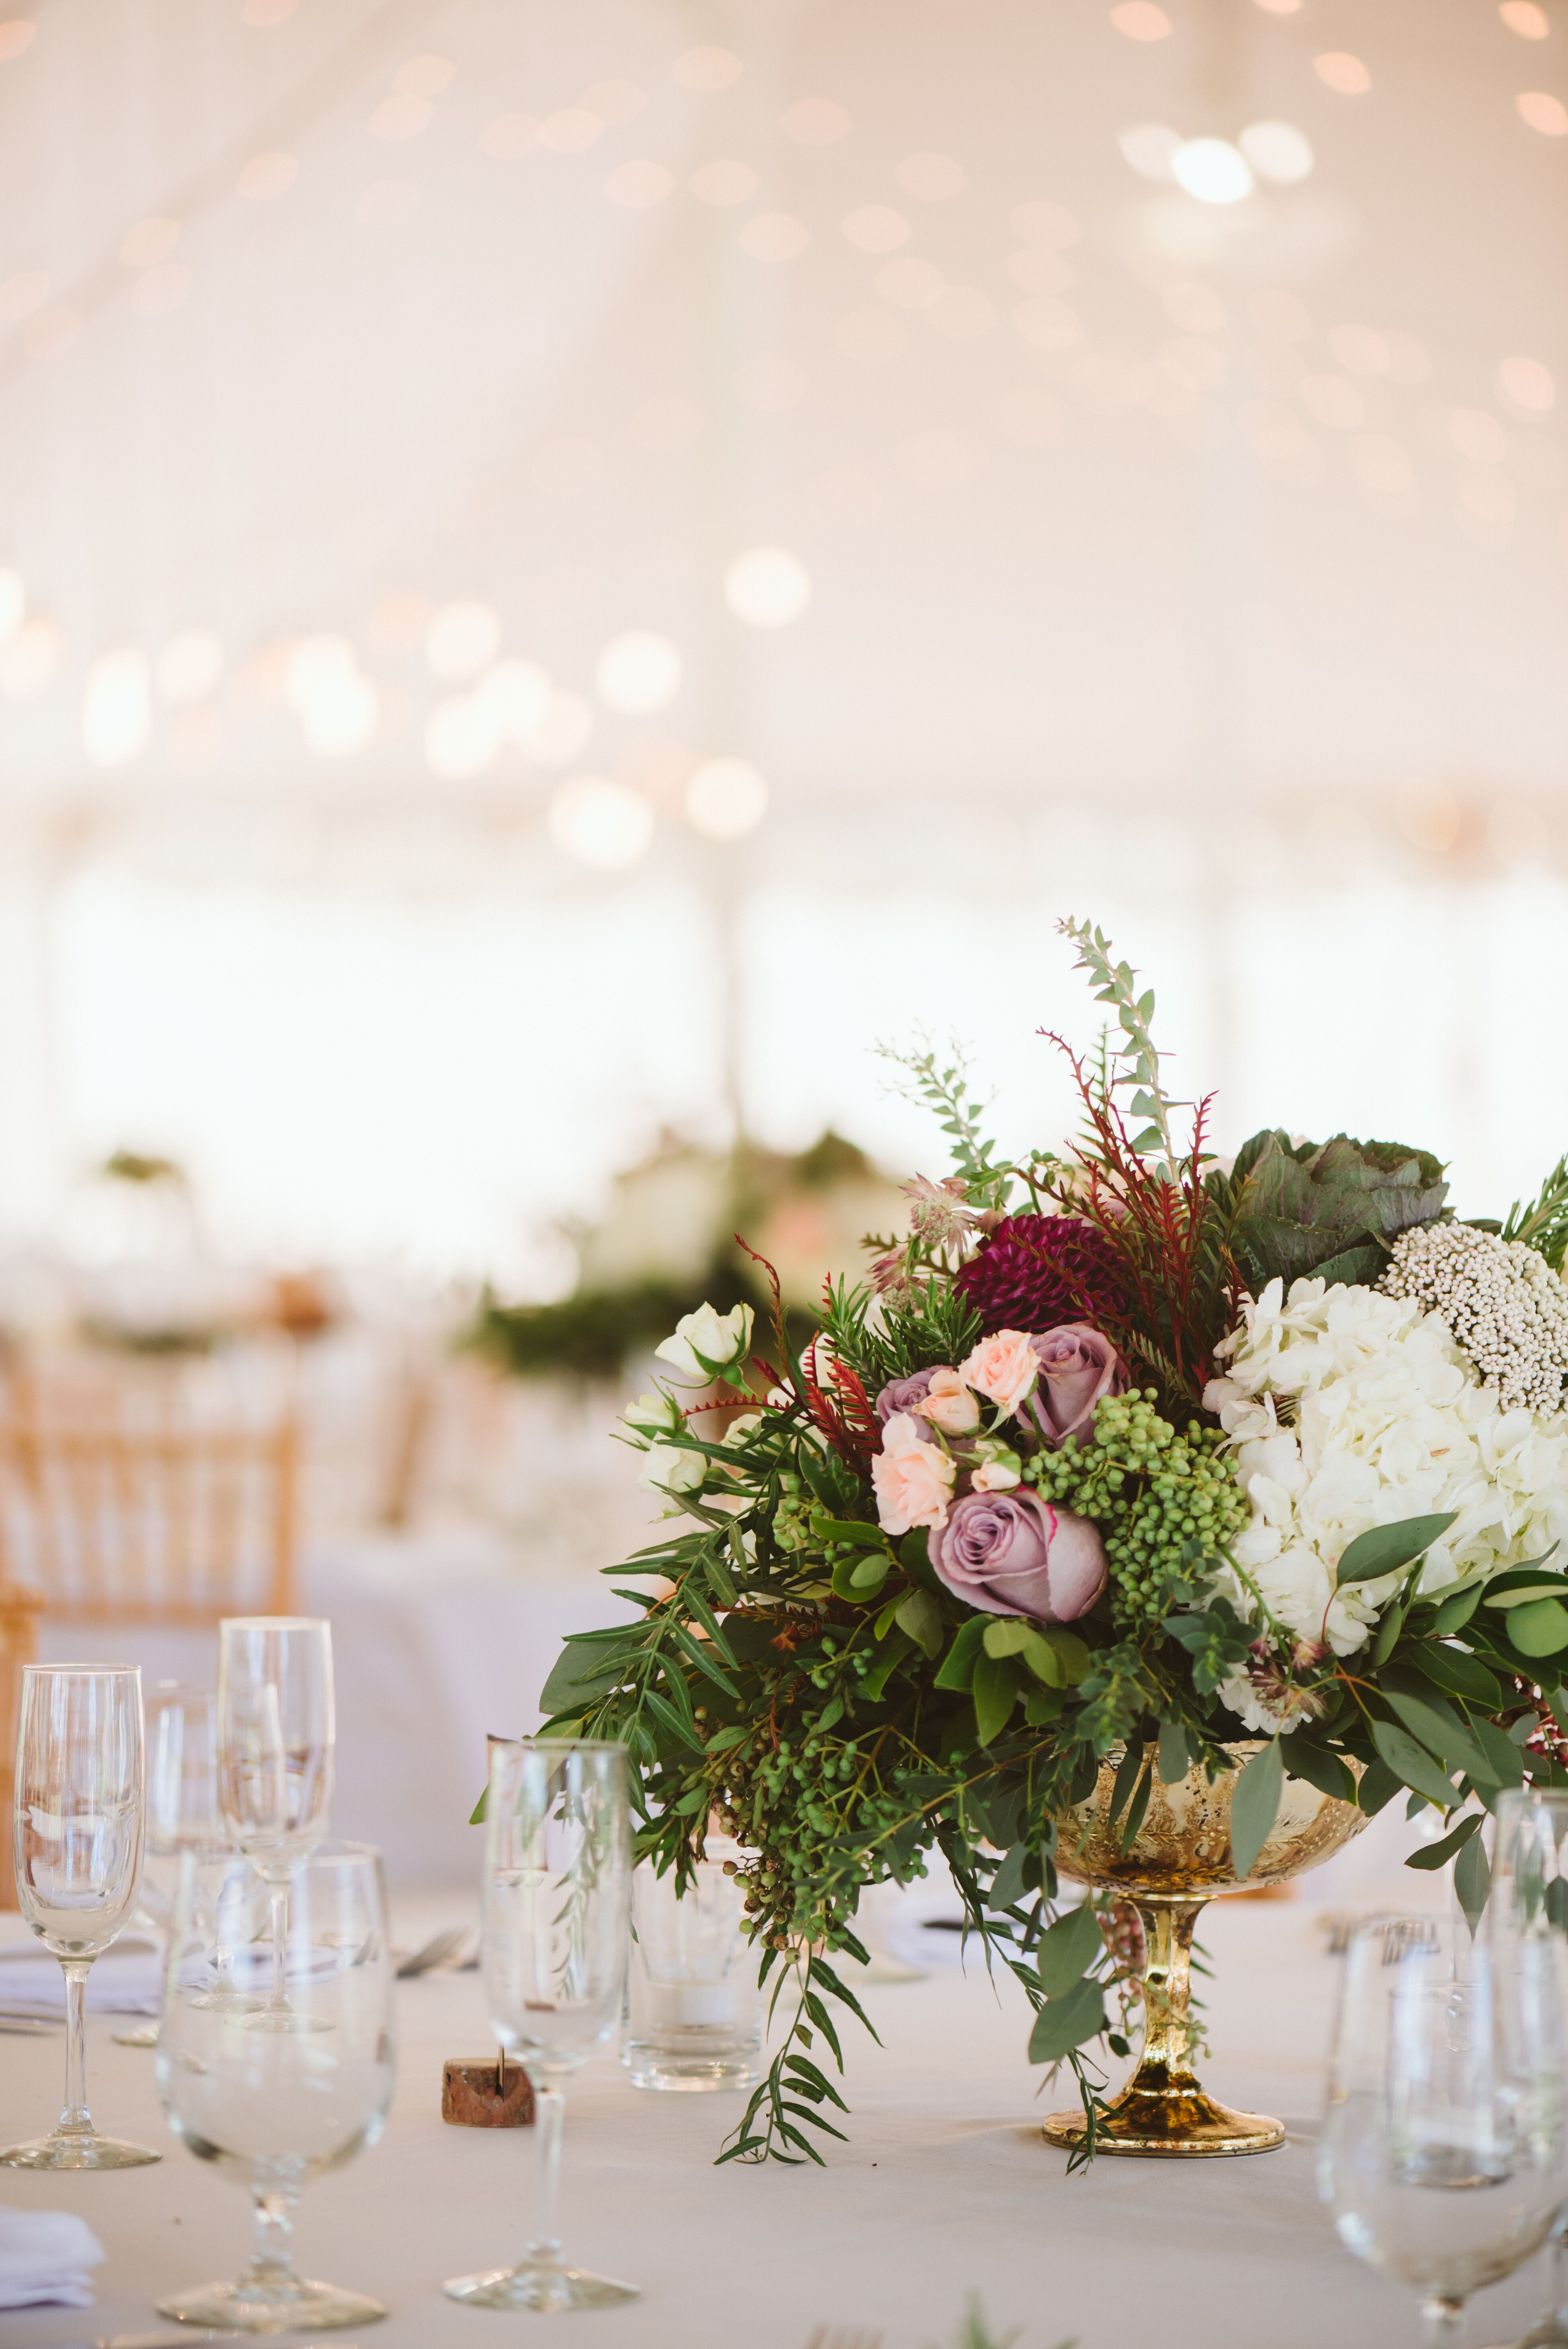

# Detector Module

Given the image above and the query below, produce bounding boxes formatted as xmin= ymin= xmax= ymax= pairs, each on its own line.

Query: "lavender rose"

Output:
xmin=928 ymin=1488 xmax=1107 ymax=1624
xmin=1028 ymin=1324 xmax=1128 ymax=1447
xmin=875 ymin=1368 xmax=937 ymax=1426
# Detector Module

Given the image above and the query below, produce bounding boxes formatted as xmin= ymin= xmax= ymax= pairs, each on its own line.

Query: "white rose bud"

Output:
xmin=624 ymin=1389 xmax=685 ymax=1440
xmin=654 ymin=1301 xmax=756 ymax=1384
xmin=638 ymin=1443 xmax=707 ymax=1498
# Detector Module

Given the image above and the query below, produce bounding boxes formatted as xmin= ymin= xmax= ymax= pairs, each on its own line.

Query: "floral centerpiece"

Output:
xmin=539 ymin=920 xmax=1568 ymax=2165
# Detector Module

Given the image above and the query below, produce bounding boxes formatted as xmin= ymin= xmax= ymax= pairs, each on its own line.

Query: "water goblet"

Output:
xmin=2 ymin=1662 xmax=160 ymax=2169
xmin=1479 ymin=1789 xmax=1568 ymax=2348
xmin=116 ymin=1683 xmax=235 ymax=2048
xmin=157 ymin=1842 xmax=395 ymax=2332
xmin=217 ymin=1617 xmax=334 ymax=2032
xmin=1319 ymin=1913 xmax=1568 ymax=2345
xmin=444 ymin=1739 xmax=636 ymax=2313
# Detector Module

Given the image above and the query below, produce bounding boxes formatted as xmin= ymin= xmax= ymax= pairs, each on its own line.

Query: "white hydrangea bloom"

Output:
xmin=1203 ymin=1275 xmax=1568 ymax=1670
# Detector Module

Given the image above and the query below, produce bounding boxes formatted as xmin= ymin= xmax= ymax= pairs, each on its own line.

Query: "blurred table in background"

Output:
xmin=36 ymin=1530 xmax=634 ymax=1883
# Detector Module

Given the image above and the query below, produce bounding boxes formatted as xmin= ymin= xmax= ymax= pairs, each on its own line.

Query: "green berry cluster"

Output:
xmin=711 ymin=1638 xmax=926 ymax=1948
xmin=1027 ymin=1388 xmax=1247 ymax=1627
xmin=770 ymin=1471 xmax=813 ymax=1554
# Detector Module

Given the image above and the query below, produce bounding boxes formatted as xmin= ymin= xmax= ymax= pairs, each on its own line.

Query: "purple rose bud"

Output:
xmin=928 ymin=1488 xmax=1107 ymax=1624
xmin=1027 ymin=1324 xmax=1128 ymax=1447
xmin=875 ymin=1367 xmax=938 ymax=1426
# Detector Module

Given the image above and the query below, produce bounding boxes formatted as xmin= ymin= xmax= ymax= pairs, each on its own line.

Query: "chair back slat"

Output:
xmin=0 ymin=1417 xmax=298 ymax=1623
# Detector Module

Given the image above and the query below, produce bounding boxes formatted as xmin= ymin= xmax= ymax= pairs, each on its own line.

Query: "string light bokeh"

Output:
xmin=1 ymin=0 xmax=1566 ymax=1278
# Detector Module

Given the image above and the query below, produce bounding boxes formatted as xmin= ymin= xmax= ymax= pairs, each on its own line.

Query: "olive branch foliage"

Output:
xmin=534 ymin=916 xmax=1568 ymax=2169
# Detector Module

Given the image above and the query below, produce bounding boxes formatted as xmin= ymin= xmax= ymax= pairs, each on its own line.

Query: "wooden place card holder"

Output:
xmin=441 ymin=2054 xmax=535 ymax=2127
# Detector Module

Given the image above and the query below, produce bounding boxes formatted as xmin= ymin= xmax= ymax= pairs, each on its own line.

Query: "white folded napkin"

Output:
xmin=0 ymin=1936 xmax=163 ymax=2017
xmin=0 ymin=2204 xmax=105 ymax=2308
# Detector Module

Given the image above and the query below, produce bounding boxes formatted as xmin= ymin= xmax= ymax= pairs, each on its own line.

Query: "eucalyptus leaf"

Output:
xmin=1455 ymin=1827 xmax=1492 ymax=1933
xmin=987 ymin=1842 xmax=1031 ymax=1912
xmin=1404 ymin=1811 xmax=1484 ymax=1873
xmin=1229 ymin=1738 xmax=1284 ymax=1880
xmin=1335 ymin=1512 xmax=1458 ymax=1590
xmin=895 ymin=1587 xmax=944 ymax=1660
xmin=1371 ymin=1721 xmax=1458 ymax=1812
xmin=1027 ymin=1975 xmax=1106 ymax=2064
xmin=1502 ymin=1597 xmax=1568 ymax=1658
xmin=972 ymin=1652 xmax=1018 ymax=1746
xmin=1036 ymin=1900 xmax=1102 ymax=1995
xmin=1157 ymin=1719 xmax=1190 ymax=1786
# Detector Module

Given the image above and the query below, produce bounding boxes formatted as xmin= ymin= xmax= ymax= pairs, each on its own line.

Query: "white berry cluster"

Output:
xmin=1381 ymin=1222 xmax=1568 ymax=1414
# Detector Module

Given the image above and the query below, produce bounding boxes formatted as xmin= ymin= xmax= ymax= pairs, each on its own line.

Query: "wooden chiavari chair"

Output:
xmin=0 ymin=1412 xmax=298 ymax=1626
xmin=0 ymin=1580 xmax=42 ymax=1907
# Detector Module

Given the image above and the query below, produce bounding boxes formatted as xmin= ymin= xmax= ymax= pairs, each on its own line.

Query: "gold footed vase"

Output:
xmin=1043 ymin=1742 xmax=1365 ymax=2159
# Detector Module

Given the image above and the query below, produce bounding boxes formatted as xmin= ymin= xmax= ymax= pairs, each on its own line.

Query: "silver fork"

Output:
xmin=394 ymin=1924 xmax=472 ymax=1979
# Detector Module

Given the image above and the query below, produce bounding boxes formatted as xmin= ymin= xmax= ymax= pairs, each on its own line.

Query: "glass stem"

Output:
xmin=57 ymin=1961 xmax=92 ymax=2137
xmin=526 ymin=2073 xmax=566 ymax=2269
xmin=248 ymin=2187 xmax=300 ymax=2294
xmin=1420 ymin=2294 xmax=1465 ymax=2345
xmin=268 ymin=1878 xmax=289 ymax=2010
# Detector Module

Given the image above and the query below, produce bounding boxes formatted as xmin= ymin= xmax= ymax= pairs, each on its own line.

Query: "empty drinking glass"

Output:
xmin=1319 ymin=1914 xmax=1568 ymax=2344
xmin=116 ymin=1683 xmax=231 ymax=2049
xmin=217 ymin=1617 xmax=334 ymax=2032
xmin=625 ymin=1840 xmax=762 ymax=2090
xmin=157 ymin=1842 xmax=395 ymax=2332
xmin=3 ymin=1662 xmax=159 ymax=2169
xmin=444 ymin=1740 xmax=635 ymax=2313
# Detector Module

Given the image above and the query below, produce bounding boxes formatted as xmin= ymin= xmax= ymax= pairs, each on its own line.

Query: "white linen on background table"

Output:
xmin=0 ymin=1897 xmax=1543 ymax=2349
xmin=0 ymin=1938 xmax=161 ymax=2018
xmin=34 ymin=1532 xmax=635 ymax=1885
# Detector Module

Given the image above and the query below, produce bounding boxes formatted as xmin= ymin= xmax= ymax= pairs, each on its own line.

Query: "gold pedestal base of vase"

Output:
xmin=1047 ymin=1745 xmax=1366 ymax=2161
xmin=1043 ymin=2084 xmax=1284 ymax=2159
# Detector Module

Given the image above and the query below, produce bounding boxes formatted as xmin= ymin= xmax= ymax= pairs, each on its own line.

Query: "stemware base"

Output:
xmin=444 ymin=2258 xmax=640 ymax=2313
xmin=0 ymin=2127 xmax=161 ymax=2170
xmin=158 ymin=2274 xmax=386 ymax=2333
xmin=112 ymin=2020 xmax=160 ymax=2048
xmin=241 ymin=2008 xmax=333 ymax=2036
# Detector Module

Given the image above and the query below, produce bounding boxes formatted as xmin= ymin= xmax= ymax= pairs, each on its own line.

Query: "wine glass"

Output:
xmin=157 ymin=1842 xmax=395 ymax=2333
xmin=115 ymin=1684 xmax=233 ymax=2049
xmin=217 ymin=1617 xmax=334 ymax=2032
xmin=1480 ymin=1789 xmax=1568 ymax=2348
xmin=444 ymin=1740 xmax=636 ymax=2313
xmin=1319 ymin=1913 xmax=1568 ymax=2344
xmin=2 ymin=1663 xmax=160 ymax=2169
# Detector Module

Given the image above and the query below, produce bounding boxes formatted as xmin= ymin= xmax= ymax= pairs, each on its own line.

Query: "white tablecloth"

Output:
xmin=0 ymin=1896 xmax=1545 ymax=2349
xmin=35 ymin=1534 xmax=634 ymax=1885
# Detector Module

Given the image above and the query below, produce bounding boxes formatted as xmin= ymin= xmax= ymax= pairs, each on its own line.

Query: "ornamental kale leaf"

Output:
xmin=1216 ymin=1130 xmax=1448 ymax=1296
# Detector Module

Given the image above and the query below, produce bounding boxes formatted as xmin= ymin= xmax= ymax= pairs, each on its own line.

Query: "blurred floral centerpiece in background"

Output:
xmin=468 ymin=1132 xmax=904 ymax=1381
xmin=542 ymin=918 xmax=1568 ymax=2163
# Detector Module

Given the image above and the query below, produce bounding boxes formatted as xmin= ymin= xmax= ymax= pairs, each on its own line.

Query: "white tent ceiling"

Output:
xmin=1 ymin=0 xmax=1567 ymax=1271
xmin=0 ymin=0 xmax=1565 ymax=866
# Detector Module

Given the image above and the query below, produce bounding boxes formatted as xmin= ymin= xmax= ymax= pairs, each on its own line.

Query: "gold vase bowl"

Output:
xmin=1042 ymin=1742 xmax=1365 ymax=2159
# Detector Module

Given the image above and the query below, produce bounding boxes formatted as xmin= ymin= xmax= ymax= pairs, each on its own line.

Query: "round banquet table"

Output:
xmin=0 ymin=1894 xmax=1547 ymax=2349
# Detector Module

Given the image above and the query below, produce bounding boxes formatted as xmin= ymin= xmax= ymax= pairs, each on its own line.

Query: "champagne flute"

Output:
xmin=444 ymin=1740 xmax=636 ymax=2313
xmin=217 ymin=1618 xmax=334 ymax=2033
xmin=115 ymin=1684 xmax=233 ymax=2049
xmin=158 ymin=1844 xmax=395 ymax=2332
xmin=2 ymin=1663 xmax=160 ymax=2169
xmin=1319 ymin=1914 xmax=1568 ymax=2344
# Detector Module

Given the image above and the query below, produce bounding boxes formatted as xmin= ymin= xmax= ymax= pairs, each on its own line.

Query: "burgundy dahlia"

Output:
xmin=953 ymin=1213 xmax=1125 ymax=1335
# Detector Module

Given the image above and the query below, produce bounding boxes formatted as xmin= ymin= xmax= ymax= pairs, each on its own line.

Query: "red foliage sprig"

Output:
xmin=1039 ymin=1033 xmax=1239 ymax=1411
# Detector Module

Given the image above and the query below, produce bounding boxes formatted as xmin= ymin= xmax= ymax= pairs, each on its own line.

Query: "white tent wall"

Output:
xmin=0 ymin=0 xmax=1565 ymax=1271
